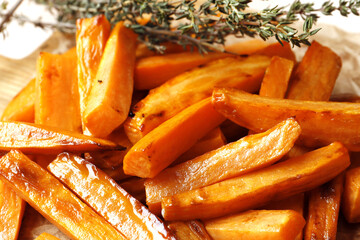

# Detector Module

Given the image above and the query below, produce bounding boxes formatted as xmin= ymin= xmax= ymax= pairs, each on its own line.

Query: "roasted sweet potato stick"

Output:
xmin=224 ymin=39 xmax=268 ymax=55
xmin=76 ymin=15 xmax=111 ymax=132
xmin=342 ymin=167 xmax=360 ymax=223
xmin=304 ymin=173 xmax=344 ymax=240
xmin=35 ymin=48 xmax=82 ymax=133
xmin=0 ymin=150 xmax=126 ymax=240
xmin=286 ymin=41 xmax=342 ymax=101
xmin=161 ymin=142 xmax=350 ymax=221
xmin=203 ymin=210 xmax=305 ymax=240
xmin=167 ymin=221 xmax=212 ymax=240
xmin=255 ymin=42 xmax=296 ymax=62
xmin=0 ymin=180 xmax=25 ymax=240
xmin=212 ymin=88 xmax=360 ymax=151
xmin=1 ymin=78 xmax=35 ymax=122
xmin=145 ymin=118 xmax=301 ymax=214
xmin=259 ymin=56 xmax=294 ymax=98
xmin=174 ymin=127 xmax=226 ymax=165
xmin=124 ymin=98 xmax=226 ymax=178
xmin=0 ymin=121 xmax=123 ymax=154
xmin=84 ymin=21 xmax=137 ymax=138
xmin=125 ymin=55 xmax=271 ymax=143
xmin=48 ymin=153 xmax=176 ymax=240
xmin=135 ymin=51 xmax=231 ymax=90
xmin=35 ymin=232 xmax=61 ymax=240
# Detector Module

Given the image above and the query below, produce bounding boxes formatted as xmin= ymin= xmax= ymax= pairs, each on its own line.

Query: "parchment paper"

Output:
xmin=17 ymin=23 xmax=360 ymax=240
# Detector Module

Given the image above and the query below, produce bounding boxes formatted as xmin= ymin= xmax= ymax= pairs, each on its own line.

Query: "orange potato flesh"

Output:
xmin=259 ymin=56 xmax=294 ymax=98
xmin=212 ymin=88 xmax=360 ymax=151
xmin=35 ymin=232 xmax=61 ymax=240
xmin=224 ymin=39 xmax=268 ymax=55
xmin=263 ymin=194 xmax=305 ymax=240
xmin=76 ymin=15 xmax=111 ymax=132
xmin=35 ymin=48 xmax=82 ymax=133
xmin=286 ymin=41 xmax=342 ymax=101
xmin=0 ymin=180 xmax=25 ymax=240
xmin=119 ymin=177 xmax=146 ymax=203
xmin=161 ymin=142 xmax=350 ymax=221
xmin=167 ymin=221 xmax=212 ymax=240
xmin=342 ymin=167 xmax=360 ymax=223
xmin=284 ymin=145 xmax=311 ymax=160
xmin=203 ymin=210 xmax=305 ymax=240
xmin=0 ymin=121 xmax=123 ymax=154
xmin=125 ymin=55 xmax=271 ymax=144
xmin=174 ymin=127 xmax=226 ymax=165
xmin=84 ymin=21 xmax=137 ymax=138
xmin=135 ymin=51 xmax=231 ymax=90
xmin=145 ymin=118 xmax=301 ymax=214
xmin=1 ymin=78 xmax=35 ymax=122
xmin=124 ymin=98 xmax=226 ymax=178
xmin=304 ymin=173 xmax=344 ymax=240
xmin=255 ymin=42 xmax=296 ymax=62
xmin=0 ymin=150 xmax=126 ymax=240
xmin=48 ymin=153 xmax=176 ymax=240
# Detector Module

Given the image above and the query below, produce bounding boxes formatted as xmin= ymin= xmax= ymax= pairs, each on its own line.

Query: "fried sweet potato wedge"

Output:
xmin=0 ymin=150 xmax=126 ymax=240
xmin=259 ymin=56 xmax=294 ymax=98
xmin=255 ymin=42 xmax=296 ymax=62
xmin=35 ymin=232 xmax=61 ymax=240
xmin=84 ymin=21 xmax=137 ymax=138
xmin=1 ymin=78 xmax=35 ymax=122
xmin=161 ymin=142 xmax=350 ymax=221
xmin=76 ymin=15 xmax=111 ymax=131
xmin=125 ymin=55 xmax=271 ymax=143
xmin=203 ymin=210 xmax=305 ymax=240
xmin=145 ymin=118 xmax=301 ymax=214
xmin=48 ymin=153 xmax=175 ymax=240
xmin=342 ymin=167 xmax=360 ymax=223
xmin=224 ymin=39 xmax=268 ymax=55
xmin=124 ymin=98 xmax=225 ymax=178
xmin=304 ymin=173 xmax=344 ymax=240
xmin=0 ymin=180 xmax=25 ymax=240
xmin=167 ymin=221 xmax=212 ymax=240
xmin=174 ymin=127 xmax=226 ymax=165
xmin=0 ymin=121 xmax=123 ymax=154
xmin=35 ymin=48 xmax=81 ymax=133
xmin=135 ymin=51 xmax=231 ymax=90
xmin=212 ymin=88 xmax=360 ymax=151
xmin=286 ymin=41 xmax=342 ymax=101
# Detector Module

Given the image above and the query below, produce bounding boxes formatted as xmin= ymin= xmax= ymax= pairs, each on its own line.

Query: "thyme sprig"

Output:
xmin=1 ymin=0 xmax=360 ymax=53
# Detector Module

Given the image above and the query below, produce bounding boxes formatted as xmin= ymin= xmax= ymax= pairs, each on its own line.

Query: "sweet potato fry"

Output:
xmin=212 ymin=88 xmax=360 ymax=151
xmin=76 ymin=15 xmax=111 ymax=131
xmin=219 ymin=119 xmax=248 ymax=143
xmin=145 ymin=118 xmax=301 ymax=214
xmin=304 ymin=173 xmax=344 ymax=240
xmin=35 ymin=232 xmax=61 ymax=240
xmin=0 ymin=121 xmax=123 ymax=154
xmin=167 ymin=221 xmax=212 ymax=240
xmin=135 ymin=51 xmax=231 ymax=90
xmin=255 ymin=42 xmax=296 ymax=62
xmin=0 ymin=180 xmax=25 ymax=240
xmin=1 ymin=78 xmax=35 ymax=122
xmin=286 ymin=41 xmax=342 ymax=101
xmin=125 ymin=55 xmax=271 ymax=143
xmin=224 ymin=39 xmax=268 ymax=55
xmin=84 ymin=21 xmax=137 ymax=138
xmin=124 ymin=98 xmax=225 ymax=178
xmin=342 ymin=167 xmax=360 ymax=223
xmin=161 ymin=142 xmax=349 ymax=221
xmin=0 ymin=150 xmax=126 ymax=240
xmin=259 ymin=56 xmax=294 ymax=98
xmin=35 ymin=48 xmax=81 ymax=133
xmin=48 ymin=153 xmax=175 ymax=240
xmin=203 ymin=210 xmax=305 ymax=240
xmin=264 ymin=194 xmax=305 ymax=240
xmin=119 ymin=177 xmax=146 ymax=203
xmin=174 ymin=127 xmax=226 ymax=165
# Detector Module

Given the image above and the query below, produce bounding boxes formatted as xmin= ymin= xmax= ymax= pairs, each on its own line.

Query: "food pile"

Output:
xmin=1 ymin=14 xmax=359 ymax=240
